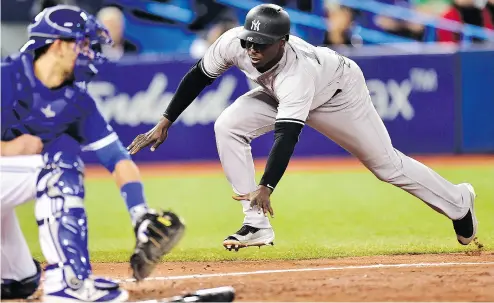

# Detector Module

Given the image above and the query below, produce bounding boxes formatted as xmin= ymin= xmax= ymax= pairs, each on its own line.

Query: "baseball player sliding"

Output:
xmin=128 ymin=4 xmax=477 ymax=251
xmin=1 ymin=5 xmax=185 ymax=302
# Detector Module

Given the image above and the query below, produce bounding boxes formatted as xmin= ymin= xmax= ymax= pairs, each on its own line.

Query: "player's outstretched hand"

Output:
xmin=233 ymin=185 xmax=274 ymax=218
xmin=127 ymin=117 xmax=171 ymax=155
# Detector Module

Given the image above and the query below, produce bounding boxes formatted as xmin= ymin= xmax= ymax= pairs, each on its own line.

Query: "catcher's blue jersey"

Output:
xmin=1 ymin=53 xmax=116 ymax=154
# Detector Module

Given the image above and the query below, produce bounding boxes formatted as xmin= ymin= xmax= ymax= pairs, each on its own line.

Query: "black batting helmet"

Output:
xmin=238 ymin=4 xmax=290 ymax=45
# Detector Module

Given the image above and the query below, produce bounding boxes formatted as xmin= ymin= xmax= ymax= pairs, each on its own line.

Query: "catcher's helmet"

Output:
xmin=19 ymin=5 xmax=112 ymax=82
xmin=20 ymin=5 xmax=111 ymax=53
xmin=238 ymin=4 xmax=290 ymax=45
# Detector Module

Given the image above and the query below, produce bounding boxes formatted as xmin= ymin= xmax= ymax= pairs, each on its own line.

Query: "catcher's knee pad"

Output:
xmin=1 ymin=259 xmax=42 ymax=299
xmin=35 ymin=152 xmax=91 ymax=292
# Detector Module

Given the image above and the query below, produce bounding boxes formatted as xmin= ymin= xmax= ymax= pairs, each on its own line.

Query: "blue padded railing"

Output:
xmin=333 ymin=0 xmax=494 ymax=41
xmin=216 ymin=0 xmax=418 ymax=44
xmin=218 ymin=0 xmax=494 ymax=43
xmin=111 ymin=0 xmax=195 ymax=23
xmin=112 ymin=0 xmax=494 ymax=47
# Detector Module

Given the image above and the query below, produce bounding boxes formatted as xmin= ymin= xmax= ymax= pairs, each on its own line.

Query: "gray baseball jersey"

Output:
xmin=200 ymin=26 xmax=349 ymax=125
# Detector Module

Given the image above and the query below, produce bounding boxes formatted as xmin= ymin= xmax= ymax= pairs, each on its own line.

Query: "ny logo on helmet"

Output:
xmin=251 ymin=20 xmax=260 ymax=31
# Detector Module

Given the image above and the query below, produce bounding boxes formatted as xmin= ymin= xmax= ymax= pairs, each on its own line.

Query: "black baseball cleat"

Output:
xmin=452 ymin=183 xmax=477 ymax=245
xmin=1 ymin=259 xmax=42 ymax=300
xmin=223 ymin=225 xmax=274 ymax=251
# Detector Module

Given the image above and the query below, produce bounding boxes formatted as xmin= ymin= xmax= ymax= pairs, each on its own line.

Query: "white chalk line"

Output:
xmin=115 ymin=261 xmax=494 ymax=283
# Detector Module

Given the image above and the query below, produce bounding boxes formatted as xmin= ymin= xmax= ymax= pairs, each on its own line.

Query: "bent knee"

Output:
xmin=368 ymin=157 xmax=404 ymax=183
xmin=214 ymin=110 xmax=248 ymax=143
xmin=214 ymin=114 xmax=234 ymax=137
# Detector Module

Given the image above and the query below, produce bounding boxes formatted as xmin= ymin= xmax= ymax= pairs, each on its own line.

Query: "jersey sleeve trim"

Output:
xmin=199 ymin=60 xmax=218 ymax=79
xmin=275 ymin=118 xmax=305 ymax=126
xmin=81 ymin=132 xmax=119 ymax=152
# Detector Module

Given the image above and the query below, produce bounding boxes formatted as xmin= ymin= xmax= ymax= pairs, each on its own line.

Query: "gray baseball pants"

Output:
xmin=214 ymin=60 xmax=471 ymax=229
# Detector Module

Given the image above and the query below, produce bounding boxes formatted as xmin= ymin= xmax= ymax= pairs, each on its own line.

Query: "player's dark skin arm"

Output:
xmin=128 ymin=43 xmax=299 ymax=217
xmin=233 ymin=122 xmax=302 ymax=217
xmin=127 ymin=59 xmax=214 ymax=154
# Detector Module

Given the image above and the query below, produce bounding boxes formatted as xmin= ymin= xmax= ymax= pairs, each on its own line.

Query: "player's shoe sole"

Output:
xmin=223 ymin=225 xmax=275 ymax=251
xmin=453 ymin=183 xmax=477 ymax=245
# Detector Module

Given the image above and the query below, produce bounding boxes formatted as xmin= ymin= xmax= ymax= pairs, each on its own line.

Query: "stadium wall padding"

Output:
xmin=459 ymin=49 xmax=494 ymax=153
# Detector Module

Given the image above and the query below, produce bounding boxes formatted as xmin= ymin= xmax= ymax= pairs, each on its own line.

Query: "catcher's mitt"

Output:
xmin=130 ymin=210 xmax=185 ymax=281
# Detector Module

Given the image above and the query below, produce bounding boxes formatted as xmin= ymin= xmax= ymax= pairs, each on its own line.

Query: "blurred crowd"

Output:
xmin=324 ymin=0 xmax=494 ymax=47
xmin=2 ymin=0 xmax=494 ymax=59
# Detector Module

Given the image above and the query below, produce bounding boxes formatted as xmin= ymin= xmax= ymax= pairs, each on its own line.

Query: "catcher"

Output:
xmin=1 ymin=5 xmax=184 ymax=302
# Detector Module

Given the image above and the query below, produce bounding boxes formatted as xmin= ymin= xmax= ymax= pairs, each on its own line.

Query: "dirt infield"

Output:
xmin=20 ymin=252 xmax=494 ymax=302
xmin=87 ymin=253 xmax=494 ymax=302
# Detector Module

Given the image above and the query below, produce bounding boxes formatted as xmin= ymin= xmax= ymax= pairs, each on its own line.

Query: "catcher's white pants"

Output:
xmin=1 ymin=155 xmax=43 ymax=281
xmin=214 ymin=60 xmax=472 ymax=229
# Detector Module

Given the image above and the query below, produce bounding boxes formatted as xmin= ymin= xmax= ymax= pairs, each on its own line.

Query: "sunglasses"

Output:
xmin=240 ymin=40 xmax=272 ymax=51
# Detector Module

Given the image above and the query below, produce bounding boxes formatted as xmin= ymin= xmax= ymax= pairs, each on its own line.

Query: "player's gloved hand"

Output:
xmin=1 ymin=134 xmax=43 ymax=156
xmin=130 ymin=209 xmax=185 ymax=281
xmin=127 ymin=117 xmax=171 ymax=155
xmin=233 ymin=185 xmax=274 ymax=218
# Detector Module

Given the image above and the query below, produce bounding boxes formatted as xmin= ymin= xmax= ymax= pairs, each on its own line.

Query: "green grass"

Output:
xmin=16 ymin=165 xmax=494 ymax=262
